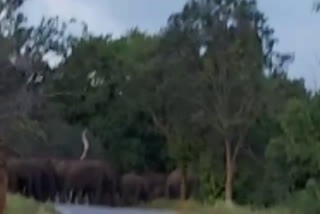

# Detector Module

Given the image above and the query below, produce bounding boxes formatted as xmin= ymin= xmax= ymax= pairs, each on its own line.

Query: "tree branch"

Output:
xmin=44 ymin=91 xmax=84 ymax=98
xmin=232 ymin=126 xmax=249 ymax=163
xmin=243 ymin=146 xmax=265 ymax=168
xmin=149 ymin=109 xmax=170 ymax=139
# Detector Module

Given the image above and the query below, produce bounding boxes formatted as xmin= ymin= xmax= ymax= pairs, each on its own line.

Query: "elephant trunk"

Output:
xmin=80 ymin=128 xmax=89 ymax=160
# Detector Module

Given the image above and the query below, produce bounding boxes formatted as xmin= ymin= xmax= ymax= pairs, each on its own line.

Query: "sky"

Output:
xmin=22 ymin=0 xmax=320 ymax=89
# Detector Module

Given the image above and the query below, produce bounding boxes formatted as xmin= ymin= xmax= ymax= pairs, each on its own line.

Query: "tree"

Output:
xmin=121 ymin=25 xmax=205 ymax=199
xmin=48 ymin=30 xmax=171 ymax=171
xmin=163 ymin=0 xmax=289 ymax=204
xmin=314 ymin=1 xmax=320 ymax=11
xmin=0 ymin=0 xmax=83 ymax=150
xmin=265 ymin=97 xmax=320 ymax=200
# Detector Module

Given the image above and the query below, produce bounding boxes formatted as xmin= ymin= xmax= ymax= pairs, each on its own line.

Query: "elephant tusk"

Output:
xmin=80 ymin=128 xmax=89 ymax=160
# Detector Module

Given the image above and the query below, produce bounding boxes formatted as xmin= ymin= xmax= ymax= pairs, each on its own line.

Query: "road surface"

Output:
xmin=56 ymin=204 xmax=177 ymax=214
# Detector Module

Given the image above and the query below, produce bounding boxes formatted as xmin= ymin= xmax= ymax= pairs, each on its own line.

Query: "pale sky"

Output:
xmin=22 ymin=0 xmax=320 ymax=89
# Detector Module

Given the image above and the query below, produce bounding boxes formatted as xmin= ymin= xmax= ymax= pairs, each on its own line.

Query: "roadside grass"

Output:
xmin=4 ymin=194 xmax=59 ymax=214
xmin=145 ymin=199 xmax=297 ymax=214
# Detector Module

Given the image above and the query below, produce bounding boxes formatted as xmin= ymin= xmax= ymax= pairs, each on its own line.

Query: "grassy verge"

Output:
xmin=4 ymin=194 xmax=59 ymax=214
xmin=145 ymin=199 xmax=297 ymax=214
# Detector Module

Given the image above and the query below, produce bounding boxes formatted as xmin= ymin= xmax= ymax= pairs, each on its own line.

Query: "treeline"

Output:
xmin=1 ymin=0 xmax=320 ymax=211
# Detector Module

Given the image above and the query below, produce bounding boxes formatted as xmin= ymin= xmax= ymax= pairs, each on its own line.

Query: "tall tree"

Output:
xmin=122 ymin=25 xmax=204 ymax=199
xmin=164 ymin=0 xmax=289 ymax=204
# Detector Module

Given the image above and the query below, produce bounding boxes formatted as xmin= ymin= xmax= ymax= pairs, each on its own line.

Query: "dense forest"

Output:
xmin=2 ymin=0 xmax=320 ymax=212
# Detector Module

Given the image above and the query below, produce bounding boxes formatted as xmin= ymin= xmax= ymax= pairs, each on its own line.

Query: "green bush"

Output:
xmin=284 ymin=179 xmax=320 ymax=214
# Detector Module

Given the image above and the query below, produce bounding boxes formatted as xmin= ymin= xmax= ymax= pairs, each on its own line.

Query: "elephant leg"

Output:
xmin=58 ymin=189 xmax=64 ymax=203
xmin=48 ymin=175 xmax=57 ymax=202
xmin=66 ymin=190 xmax=72 ymax=204
xmin=111 ymin=180 xmax=120 ymax=207
xmin=122 ymin=190 xmax=129 ymax=206
xmin=122 ymin=193 xmax=127 ymax=206
xmin=81 ymin=188 xmax=91 ymax=205
xmin=167 ymin=184 xmax=176 ymax=199
xmin=41 ymin=174 xmax=49 ymax=202
xmin=92 ymin=189 xmax=102 ymax=205
xmin=60 ymin=186 xmax=68 ymax=203
xmin=87 ymin=191 xmax=94 ymax=205
xmin=33 ymin=175 xmax=43 ymax=201
xmin=133 ymin=188 xmax=140 ymax=206
xmin=75 ymin=188 xmax=83 ymax=204
xmin=77 ymin=189 xmax=85 ymax=205
xmin=18 ymin=178 xmax=26 ymax=197
xmin=165 ymin=184 xmax=170 ymax=199
xmin=27 ymin=177 xmax=34 ymax=198
xmin=8 ymin=175 xmax=18 ymax=193
xmin=19 ymin=181 xmax=27 ymax=197
xmin=69 ymin=189 xmax=77 ymax=204
xmin=84 ymin=193 xmax=90 ymax=205
xmin=74 ymin=189 xmax=81 ymax=204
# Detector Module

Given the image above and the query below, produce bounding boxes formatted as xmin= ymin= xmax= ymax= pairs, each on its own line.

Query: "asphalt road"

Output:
xmin=56 ymin=204 xmax=177 ymax=214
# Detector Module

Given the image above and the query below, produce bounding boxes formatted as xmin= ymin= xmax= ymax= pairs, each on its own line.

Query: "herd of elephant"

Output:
xmin=5 ymin=156 xmax=199 ymax=206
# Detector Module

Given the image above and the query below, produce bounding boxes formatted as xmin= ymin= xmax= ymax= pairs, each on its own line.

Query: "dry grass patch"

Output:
xmin=4 ymin=194 xmax=59 ymax=214
xmin=145 ymin=199 xmax=297 ymax=214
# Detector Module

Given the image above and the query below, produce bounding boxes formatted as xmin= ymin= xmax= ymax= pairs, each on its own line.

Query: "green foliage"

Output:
xmin=5 ymin=194 xmax=58 ymax=214
xmin=266 ymin=98 xmax=320 ymax=198
xmin=48 ymin=31 xmax=170 ymax=172
xmin=284 ymin=178 xmax=320 ymax=214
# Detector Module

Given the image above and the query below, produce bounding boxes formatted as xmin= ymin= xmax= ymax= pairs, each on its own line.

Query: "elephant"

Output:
xmin=0 ymin=159 xmax=7 ymax=214
xmin=7 ymin=158 xmax=42 ymax=199
xmin=30 ymin=158 xmax=58 ymax=202
xmin=51 ymin=158 xmax=70 ymax=203
xmin=7 ymin=158 xmax=58 ymax=202
xmin=120 ymin=172 xmax=149 ymax=206
xmin=143 ymin=171 xmax=167 ymax=201
xmin=165 ymin=168 xmax=199 ymax=200
xmin=57 ymin=159 xmax=119 ymax=206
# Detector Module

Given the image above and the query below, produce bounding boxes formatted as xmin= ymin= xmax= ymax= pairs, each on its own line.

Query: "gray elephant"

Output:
xmin=120 ymin=172 xmax=149 ymax=206
xmin=7 ymin=158 xmax=43 ymax=200
xmin=51 ymin=158 xmax=70 ymax=203
xmin=143 ymin=171 xmax=167 ymax=201
xmin=56 ymin=159 xmax=118 ymax=206
xmin=31 ymin=158 xmax=58 ymax=202
xmin=165 ymin=168 xmax=199 ymax=200
xmin=7 ymin=158 xmax=58 ymax=202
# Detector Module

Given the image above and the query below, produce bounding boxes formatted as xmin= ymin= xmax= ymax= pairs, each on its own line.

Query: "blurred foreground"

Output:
xmin=4 ymin=194 xmax=57 ymax=214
